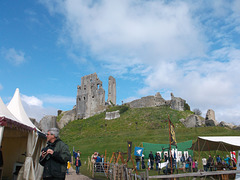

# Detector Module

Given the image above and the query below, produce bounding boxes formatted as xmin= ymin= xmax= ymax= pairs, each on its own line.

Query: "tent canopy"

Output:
xmin=7 ymin=88 xmax=37 ymax=130
xmin=192 ymin=136 xmax=240 ymax=151
xmin=0 ymin=88 xmax=46 ymax=180
xmin=0 ymin=97 xmax=33 ymax=131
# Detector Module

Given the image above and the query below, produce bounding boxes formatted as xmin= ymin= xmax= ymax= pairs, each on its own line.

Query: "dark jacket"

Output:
xmin=39 ymin=138 xmax=71 ymax=179
xmin=149 ymin=153 xmax=154 ymax=161
xmin=75 ymin=158 xmax=81 ymax=167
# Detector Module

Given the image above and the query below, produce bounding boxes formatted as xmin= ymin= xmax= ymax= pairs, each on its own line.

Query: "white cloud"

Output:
xmin=19 ymin=94 xmax=55 ymax=121
xmin=42 ymin=0 xmax=206 ymax=66
xmin=1 ymin=48 xmax=26 ymax=65
xmin=41 ymin=0 xmax=240 ymax=125
xmin=20 ymin=94 xmax=75 ymax=122
xmin=21 ymin=94 xmax=43 ymax=107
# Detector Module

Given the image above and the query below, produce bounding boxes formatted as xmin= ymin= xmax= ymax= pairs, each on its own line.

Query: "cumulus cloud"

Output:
xmin=42 ymin=0 xmax=206 ymax=65
xmin=41 ymin=0 xmax=240 ymax=124
xmin=1 ymin=48 xmax=26 ymax=65
xmin=20 ymin=94 xmax=75 ymax=122
xmin=21 ymin=94 xmax=43 ymax=107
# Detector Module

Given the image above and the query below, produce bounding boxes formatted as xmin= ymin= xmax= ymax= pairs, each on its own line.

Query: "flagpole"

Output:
xmin=168 ymin=114 xmax=173 ymax=174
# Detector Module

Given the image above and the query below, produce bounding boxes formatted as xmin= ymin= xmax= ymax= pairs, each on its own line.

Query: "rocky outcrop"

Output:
xmin=205 ymin=109 xmax=218 ymax=126
xmin=218 ymin=121 xmax=235 ymax=129
xmin=233 ymin=125 xmax=240 ymax=130
xmin=180 ymin=115 xmax=205 ymax=128
xmin=57 ymin=108 xmax=76 ymax=129
xmin=105 ymin=110 xmax=120 ymax=120
xmin=39 ymin=115 xmax=58 ymax=133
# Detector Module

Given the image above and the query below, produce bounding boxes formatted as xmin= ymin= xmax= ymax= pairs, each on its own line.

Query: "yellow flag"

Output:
xmin=169 ymin=120 xmax=177 ymax=147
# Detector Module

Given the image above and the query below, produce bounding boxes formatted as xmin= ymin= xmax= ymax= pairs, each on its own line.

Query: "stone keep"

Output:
xmin=76 ymin=73 xmax=106 ymax=119
xmin=107 ymin=76 xmax=116 ymax=105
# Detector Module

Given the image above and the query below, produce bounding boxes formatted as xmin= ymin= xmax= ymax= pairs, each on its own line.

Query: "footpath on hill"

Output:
xmin=66 ymin=166 xmax=92 ymax=180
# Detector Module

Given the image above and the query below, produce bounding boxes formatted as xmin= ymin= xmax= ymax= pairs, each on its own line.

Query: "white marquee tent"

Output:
xmin=192 ymin=136 xmax=240 ymax=151
xmin=0 ymin=88 xmax=46 ymax=180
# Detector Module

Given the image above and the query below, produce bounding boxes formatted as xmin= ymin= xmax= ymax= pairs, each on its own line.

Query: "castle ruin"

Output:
xmin=107 ymin=76 xmax=116 ymax=105
xmin=127 ymin=92 xmax=187 ymax=111
xmin=76 ymin=73 xmax=116 ymax=119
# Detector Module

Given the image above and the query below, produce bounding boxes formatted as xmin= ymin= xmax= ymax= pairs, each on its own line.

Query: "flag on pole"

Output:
xmin=134 ymin=147 xmax=144 ymax=157
xmin=169 ymin=119 xmax=177 ymax=147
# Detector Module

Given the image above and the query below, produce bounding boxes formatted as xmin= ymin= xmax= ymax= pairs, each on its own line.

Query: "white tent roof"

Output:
xmin=192 ymin=136 xmax=240 ymax=151
xmin=0 ymin=97 xmax=19 ymax=122
xmin=7 ymin=88 xmax=37 ymax=129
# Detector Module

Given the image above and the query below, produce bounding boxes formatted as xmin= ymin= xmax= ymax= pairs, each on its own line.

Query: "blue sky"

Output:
xmin=1 ymin=0 xmax=240 ymax=125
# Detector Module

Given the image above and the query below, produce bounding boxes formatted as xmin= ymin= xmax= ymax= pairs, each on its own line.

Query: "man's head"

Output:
xmin=47 ymin=128 xmax=59 ymax=143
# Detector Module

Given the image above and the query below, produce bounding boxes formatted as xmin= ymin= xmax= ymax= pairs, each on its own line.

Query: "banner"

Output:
xmin=127 ymin=141 xmax=132 ymax=159
xmin=134 ymin=147 xmax=144 ymax=157
xmin=231 ymin=151 xmax=237 ymax=163
xmin=169 ymin=119 xmax=177 ymax=147
xmin=236 ymin=151 xmax=240 ymax=180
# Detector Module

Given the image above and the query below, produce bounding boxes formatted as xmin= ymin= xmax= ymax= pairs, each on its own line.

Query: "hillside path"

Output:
xmin=66 ymin=166 xmax=92 ymax=180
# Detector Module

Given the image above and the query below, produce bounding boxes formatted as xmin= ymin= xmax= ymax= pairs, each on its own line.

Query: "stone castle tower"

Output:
xmin=107 ymin=76 xmax=116 ymax=105
xmin=76 ymin=73 xmax=116 ymax=119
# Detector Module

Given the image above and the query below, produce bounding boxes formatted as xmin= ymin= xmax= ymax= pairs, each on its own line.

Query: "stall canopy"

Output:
xmin=0 ymin=88 xmax=46 ymax=180
xmin=192 ymin=136 xmax=240 ymax=151
xmin=7 ymin=88 xmax=37 ymax=130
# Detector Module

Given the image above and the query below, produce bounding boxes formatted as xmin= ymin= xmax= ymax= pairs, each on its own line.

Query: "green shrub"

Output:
xmin=184 ymin=102 xmax=190 ymax=111
xmin=119 ymin=105 xmax=129 ymax=114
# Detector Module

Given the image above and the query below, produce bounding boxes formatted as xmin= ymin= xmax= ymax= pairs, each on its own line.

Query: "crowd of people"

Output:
xmin=133 ymin=150 xmax=237 ymax=175
xmin=202 ymin=154 xmax=236 ymax=171
xmin=38 ymin=129 xmax=238 ymax=179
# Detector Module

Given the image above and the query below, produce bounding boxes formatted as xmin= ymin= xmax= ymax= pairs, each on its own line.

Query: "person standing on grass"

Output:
xmin=202 ymin=157 xmax=207 ymax=171
xmin=135 ymin=156 xmax=141 ymax=170
xmin=149 ymin=151 xmax=154 ymax=170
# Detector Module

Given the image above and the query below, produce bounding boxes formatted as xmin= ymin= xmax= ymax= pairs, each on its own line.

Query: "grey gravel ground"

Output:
xmin=66 ymin=166 xmax=92 ymax=180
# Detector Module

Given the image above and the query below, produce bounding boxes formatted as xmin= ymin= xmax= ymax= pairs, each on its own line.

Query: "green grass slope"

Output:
xmin=60 ymin=105 xmax=240 ymax=160
xmin=59 ymin=105 xmax=240 ymax=178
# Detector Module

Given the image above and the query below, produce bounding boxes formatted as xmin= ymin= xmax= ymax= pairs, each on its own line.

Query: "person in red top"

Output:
xmin=75 ymin=156 xmax=81 ymax=174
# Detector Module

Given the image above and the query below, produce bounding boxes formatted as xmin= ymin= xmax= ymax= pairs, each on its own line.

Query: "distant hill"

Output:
xmin=60 ymin=105 xmax=240 ymax=162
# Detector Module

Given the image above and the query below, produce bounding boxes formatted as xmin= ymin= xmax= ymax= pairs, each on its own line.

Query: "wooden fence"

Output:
xmin=89 ymin=160 xmax=240 ymax=180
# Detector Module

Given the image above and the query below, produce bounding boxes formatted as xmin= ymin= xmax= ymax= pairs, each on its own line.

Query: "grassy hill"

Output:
xmin=59 ymin=105 xmax=240 ymax=177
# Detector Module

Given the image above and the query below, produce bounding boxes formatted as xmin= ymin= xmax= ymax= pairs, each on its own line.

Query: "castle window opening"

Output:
xmin=84 ymin=97 xmax=85 ymax=100
xmin=79 ymin=98 xmax=81 ymax=101
xmin=92 ymin=96 xmax=94 ymax=98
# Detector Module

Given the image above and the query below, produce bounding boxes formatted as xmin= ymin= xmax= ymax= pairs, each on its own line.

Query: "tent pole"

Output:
xmin=198 ymin=138 xmax=200 ymax=167
xmin=168 ymin=115 xmax=172 ymax=174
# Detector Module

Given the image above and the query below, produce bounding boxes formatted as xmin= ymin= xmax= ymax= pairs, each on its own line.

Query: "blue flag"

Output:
xmin=134 ymin=147 xmax=144 ymax=157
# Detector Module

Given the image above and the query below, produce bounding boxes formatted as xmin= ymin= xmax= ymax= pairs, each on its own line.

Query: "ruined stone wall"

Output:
xmin=76 ymin=73 xmax=106 ymax=119
xmin=107 ymin=76 xmax=116 ymax=105
xmin=127 ymin=92 xmax=187 ymax=111
xmin=170 ymin=93 xmax=186 ymax=111
xmin=128 ymin=92 xmax=167 ymax=108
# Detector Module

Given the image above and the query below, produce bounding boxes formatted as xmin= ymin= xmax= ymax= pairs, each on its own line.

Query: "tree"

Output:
xmin=193 ymin=108 xmax=202 ymax=116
